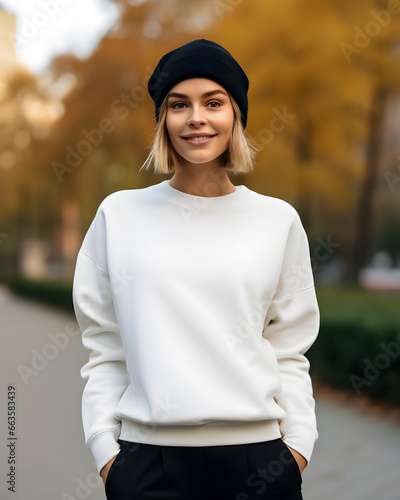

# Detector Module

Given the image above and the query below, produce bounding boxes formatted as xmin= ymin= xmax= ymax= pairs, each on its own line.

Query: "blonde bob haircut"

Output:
xmin=140 ymin=92 xmax=257 ymax=176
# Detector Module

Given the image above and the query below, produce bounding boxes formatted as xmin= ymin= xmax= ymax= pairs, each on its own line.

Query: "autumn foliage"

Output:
xmin=1 ymin=0 xmax=399 ymax=280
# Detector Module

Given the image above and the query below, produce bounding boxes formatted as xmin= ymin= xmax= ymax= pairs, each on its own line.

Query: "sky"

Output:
xmin=1 ymin=0 xmax=120 ymax=74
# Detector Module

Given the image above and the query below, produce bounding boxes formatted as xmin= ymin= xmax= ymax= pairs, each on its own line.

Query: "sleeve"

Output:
xmin=72 ymin=207 xmax=131 ymax=474
xmin=262 ymin=209 xmax=320 ymax=465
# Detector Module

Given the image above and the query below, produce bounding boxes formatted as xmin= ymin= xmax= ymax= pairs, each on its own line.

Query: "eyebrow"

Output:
xmin=167 ymin=90 xmax=228 ymax=100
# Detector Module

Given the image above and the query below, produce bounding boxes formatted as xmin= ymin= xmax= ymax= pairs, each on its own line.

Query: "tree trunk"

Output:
xmin=346 ymin=86 xmax=388 ymax=282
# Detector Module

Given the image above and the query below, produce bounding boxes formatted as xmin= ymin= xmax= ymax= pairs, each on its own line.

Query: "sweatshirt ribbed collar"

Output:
xmin=154 ymin=180 xmax=247 ymax=212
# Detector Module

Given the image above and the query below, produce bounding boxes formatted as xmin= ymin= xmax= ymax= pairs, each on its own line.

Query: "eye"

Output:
xmin=171 ymin=102 xmax=186 ymax=109
xmin=207 ymin=101 xmax=221 ymax=108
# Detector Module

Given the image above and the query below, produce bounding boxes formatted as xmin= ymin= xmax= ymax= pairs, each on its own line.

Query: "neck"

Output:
xmin=168 ymin=160 xmax=235 ymax=197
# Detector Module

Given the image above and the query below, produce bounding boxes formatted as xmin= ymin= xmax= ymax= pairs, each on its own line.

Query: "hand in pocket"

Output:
xmin=285 ymin=444 xmax=307 ymax=474
xmin=100 ymin=453 xmax=119 ymax=486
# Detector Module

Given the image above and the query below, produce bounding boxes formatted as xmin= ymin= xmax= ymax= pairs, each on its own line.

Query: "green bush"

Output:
xmin=308 ymin=286 xmax=400 ymax=403
xmin=0 ymin=275 xmax=73 ymax=311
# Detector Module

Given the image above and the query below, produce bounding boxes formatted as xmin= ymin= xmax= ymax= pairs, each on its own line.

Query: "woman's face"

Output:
xmin=165 ymin=78 xmax=234 ymax=168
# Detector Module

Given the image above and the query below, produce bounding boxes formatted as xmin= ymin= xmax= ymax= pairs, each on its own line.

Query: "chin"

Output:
xmin=179 ymin=153 xmax=224 ymax=165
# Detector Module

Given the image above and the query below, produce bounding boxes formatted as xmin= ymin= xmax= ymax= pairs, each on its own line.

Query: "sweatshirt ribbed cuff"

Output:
xmin=88 ymin=431 xmax=121 ymax=474
xmin=280 ymin=423 xmax=318 ymax=465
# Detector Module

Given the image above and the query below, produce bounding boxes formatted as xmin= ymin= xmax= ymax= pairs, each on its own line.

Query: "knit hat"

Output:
xmin=147 ymin=39 xmax=249 ymax=129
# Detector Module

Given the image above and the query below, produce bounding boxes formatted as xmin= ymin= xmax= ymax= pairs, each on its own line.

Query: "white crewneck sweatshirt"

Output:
xmin=72 ymin=179 xmax=320 ymax=474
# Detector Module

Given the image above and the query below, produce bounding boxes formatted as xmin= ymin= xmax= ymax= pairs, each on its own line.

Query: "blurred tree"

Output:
xmin=0 ymin=66 xmax=64 ymax=272
xmin=341 ymin=0 xmax=400 ymax=280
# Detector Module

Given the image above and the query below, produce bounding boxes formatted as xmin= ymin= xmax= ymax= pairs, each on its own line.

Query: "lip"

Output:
xmin=181 ymin=134 xmax=217 ymax=146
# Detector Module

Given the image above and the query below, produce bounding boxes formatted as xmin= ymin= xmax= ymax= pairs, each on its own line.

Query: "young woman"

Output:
xmin=73 ymin=39 xmax=320 ymax=500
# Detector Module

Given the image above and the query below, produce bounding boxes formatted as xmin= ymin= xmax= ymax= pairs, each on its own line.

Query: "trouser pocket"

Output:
xmin=244 ymin=438 xmax=303 ymax=499
xmin=104 ymin=440 xmax=135 ymax=499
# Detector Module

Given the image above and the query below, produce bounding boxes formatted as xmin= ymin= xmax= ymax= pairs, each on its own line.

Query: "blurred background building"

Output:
xmin=0 ymin=5 xmax=16 ymax=74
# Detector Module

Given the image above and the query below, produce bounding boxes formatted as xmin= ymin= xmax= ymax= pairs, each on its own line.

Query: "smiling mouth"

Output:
xmin=184 ymin=135 xmax=214 ymax=141
xmin=182 ymin=135 xmax=217 ymax=141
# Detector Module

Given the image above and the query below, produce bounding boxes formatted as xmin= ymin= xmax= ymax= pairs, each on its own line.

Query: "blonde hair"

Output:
xmin=140 ymin=93 xmax=257 ymax=175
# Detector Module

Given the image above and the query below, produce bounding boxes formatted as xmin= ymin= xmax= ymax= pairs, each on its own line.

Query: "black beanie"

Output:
xmin=147 ymin=39 xmax=249 ymax=129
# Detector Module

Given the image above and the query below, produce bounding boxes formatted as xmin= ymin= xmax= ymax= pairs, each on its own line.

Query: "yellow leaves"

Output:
xmin=2 ymin=0 xmax=399 ymax=257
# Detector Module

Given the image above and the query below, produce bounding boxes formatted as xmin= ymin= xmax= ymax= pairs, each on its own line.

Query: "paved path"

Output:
xmin=1 ymin=285 xmax=399 ymax=500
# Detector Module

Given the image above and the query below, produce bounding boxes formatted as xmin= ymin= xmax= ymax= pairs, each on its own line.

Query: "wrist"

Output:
xmin=285 ymin=444 xmax=307 ymax=474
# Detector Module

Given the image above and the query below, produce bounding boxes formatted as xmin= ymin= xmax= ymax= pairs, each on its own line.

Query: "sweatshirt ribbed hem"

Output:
xmin=280 ymin=423 xmax=319 ymax=465
xmin=119 ymin=418 xmax=282 ymax=447
xmin=89 ymin=430 xmax=122 ymax=474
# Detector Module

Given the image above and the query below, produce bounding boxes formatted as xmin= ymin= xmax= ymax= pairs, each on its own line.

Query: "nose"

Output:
xmin=187 ymin=104 xmax=207 ymax=126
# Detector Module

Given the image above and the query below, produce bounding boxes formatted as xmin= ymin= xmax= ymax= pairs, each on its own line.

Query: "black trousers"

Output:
xmin=105 ymin=438 xmax=303 ymax=500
